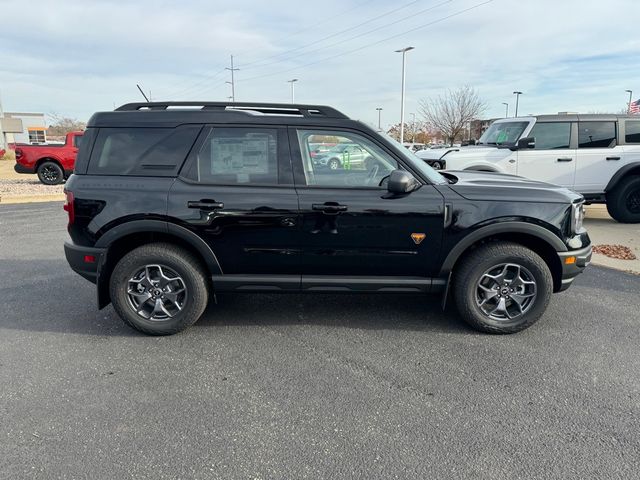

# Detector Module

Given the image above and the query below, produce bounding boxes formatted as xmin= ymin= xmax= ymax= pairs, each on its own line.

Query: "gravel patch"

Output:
xmin=0 ymin=178 xmax=64 ymax=197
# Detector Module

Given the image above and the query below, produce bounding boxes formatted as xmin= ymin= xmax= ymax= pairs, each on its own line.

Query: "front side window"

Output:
xmin=529 ymin=122 xmax=571 ymax=150
xmin=478 ymin=121 xmax=529 ymax=146
xmin=578 ymin=122 xmax=616 ymax=148
xmin=183 ymin=127 xmax=278 ymax=184
xmin=73 ymin=135 xmax=83 ymax=148
xmin=625 ymin=121 xmax=640 ymax=144
xmin=297 ymin=130 xmax=398 ymax=187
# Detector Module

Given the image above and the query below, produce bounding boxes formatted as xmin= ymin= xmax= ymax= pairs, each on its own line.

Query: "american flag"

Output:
xmin=631 ymin=99 xmax=640 ymax=115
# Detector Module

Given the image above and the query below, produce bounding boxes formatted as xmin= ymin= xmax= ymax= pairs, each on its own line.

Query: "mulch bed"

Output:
xmin=592 ymin=244 xmax=637 ymax=260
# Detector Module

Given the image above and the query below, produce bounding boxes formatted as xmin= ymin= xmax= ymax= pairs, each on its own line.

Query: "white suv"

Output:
xmin=417 ymin=115 xmax=640 ymax=223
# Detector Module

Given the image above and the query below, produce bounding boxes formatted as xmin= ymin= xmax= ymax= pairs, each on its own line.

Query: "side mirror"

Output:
xmin=516 ymin=136 xmax=535 ymax=149
xmin=468 ymin=139 xmax=476 ymax=146
xmin=387 ymin=170 xmax=420 ymax=195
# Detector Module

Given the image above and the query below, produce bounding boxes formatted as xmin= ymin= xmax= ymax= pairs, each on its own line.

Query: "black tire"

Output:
xmin=327 ymin=158 xmax=341 ymax=170
xmin=453 ymin=242 xmax=553 ymax=334
xmin=37 ymin=161 xmax=64 ymax=185
xmin=606 ymin=176 xmax=640 ymax=223
xmin=109 ymin=243 xmax=209 ymax=335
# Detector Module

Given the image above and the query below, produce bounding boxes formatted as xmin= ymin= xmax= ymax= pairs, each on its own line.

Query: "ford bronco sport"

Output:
xmin=64 ymin=102 xmax=591 ymax=335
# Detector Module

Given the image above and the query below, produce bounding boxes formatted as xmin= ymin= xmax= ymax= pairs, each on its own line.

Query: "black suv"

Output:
xmin=64 ymin=102 xmax=592 ymax=335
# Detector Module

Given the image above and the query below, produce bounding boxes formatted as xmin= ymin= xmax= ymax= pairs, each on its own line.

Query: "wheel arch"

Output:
xmin=36 ymin=156 xmax=63 ymax=169
xmin=440 ymin=222 xmax=566 ymax=293
xmin=463 ymin=164 xmax=500 ymax=172
xmin=605 ymin=162 xmax=640 ymax=192
xmin=95 ymin=220 xmax=221 ymax=309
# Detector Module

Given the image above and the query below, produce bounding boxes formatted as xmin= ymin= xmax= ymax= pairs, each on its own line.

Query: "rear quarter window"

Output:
xmin=625 ymin=121 xmax=640 ymax=144
xmin=88 ymin=126 xmax=201 ymax=176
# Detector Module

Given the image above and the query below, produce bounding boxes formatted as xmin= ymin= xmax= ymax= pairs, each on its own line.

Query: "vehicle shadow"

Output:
xmin=0 ymin=259 xmax=471 ymax=337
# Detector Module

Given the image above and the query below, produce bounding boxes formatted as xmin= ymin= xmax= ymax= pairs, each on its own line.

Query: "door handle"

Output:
xmin=606 ymin=156 xmax=621 ymax=161
xmin=508 ymin=159 xmax=516 ymax=164
xmin=312 ymin=203 xmax=348 ymax=214
xmin=557 ymin=157 xmax=573 ymax=162
xmin=188 ymin=199 xmax=224 ymax=210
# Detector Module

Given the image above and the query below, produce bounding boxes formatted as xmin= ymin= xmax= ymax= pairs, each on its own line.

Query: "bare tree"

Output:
xmin=419 ymin=86 xmax=486 ymax=145
xmin=47 ymin=113 xmax=86 ymax=136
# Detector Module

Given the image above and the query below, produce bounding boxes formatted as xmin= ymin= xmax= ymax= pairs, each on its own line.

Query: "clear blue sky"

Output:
xmin=1 ymin=0 xmax=639 ymax=128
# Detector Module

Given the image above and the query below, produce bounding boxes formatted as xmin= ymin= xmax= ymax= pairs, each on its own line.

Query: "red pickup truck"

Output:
xmin=13 ymin=131 xmax=84 ymax=184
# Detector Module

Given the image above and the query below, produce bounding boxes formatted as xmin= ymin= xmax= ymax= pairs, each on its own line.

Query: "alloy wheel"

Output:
xmin=475 ymin=263 xmax=537 ymax=321
xmin=126 ymin=264 xmax=187 ymax=321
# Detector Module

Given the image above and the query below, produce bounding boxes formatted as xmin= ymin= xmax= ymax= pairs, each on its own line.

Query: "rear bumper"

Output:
xmin=557 ymin=244 xmax=592 ymax=292
xmin=64 ymin=241 xmax=106 ymax=284
xmin=14 ymin=163 xmax=35 ymax=174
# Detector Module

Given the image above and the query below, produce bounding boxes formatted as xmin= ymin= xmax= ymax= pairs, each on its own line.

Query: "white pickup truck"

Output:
xmin=417 ymin=114 xmax=640 ymax=223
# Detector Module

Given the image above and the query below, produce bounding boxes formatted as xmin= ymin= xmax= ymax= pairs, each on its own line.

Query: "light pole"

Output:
xmin=513 ymin=91 xmax=523 ymax=117
xmin=287 ymin=79 xmax=298 ymax=104
xmin=376 ymin=107 xmax=383 ymax=131
xmin=410 ymin=112 xmax=416 ymax=142
xmin=626 ymin=90 xmax=633 ymax=113
xmin=395 ymin=46 xmax=414 ymax=144
xmin=502 ymin=102 xmax=509 ymax=118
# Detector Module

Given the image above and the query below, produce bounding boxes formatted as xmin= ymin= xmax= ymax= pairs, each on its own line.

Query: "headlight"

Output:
xmin=571 ymin=202 xmax=585 ymax=234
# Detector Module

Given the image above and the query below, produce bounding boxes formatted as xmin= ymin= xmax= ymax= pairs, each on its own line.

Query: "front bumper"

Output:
xmin=14 ymin=163 xmax=35 ymax=174
xmin=557 ymin=244 xmax=592 ymax=292
xmin=64 ymin=241 xmax=106 ymax=284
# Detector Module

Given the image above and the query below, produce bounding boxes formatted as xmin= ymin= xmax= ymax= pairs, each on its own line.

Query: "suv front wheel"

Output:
xmin=109 ymin=243 xmax=209 ymax=335
xmin=453 ymin=242 xmax=553 ymax=334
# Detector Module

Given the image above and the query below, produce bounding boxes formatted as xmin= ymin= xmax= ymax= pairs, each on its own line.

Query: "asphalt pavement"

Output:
xmin=1 ymin=202 xmax=638 ymax=479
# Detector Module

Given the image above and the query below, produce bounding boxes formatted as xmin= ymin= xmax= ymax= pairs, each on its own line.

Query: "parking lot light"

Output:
xmin=513 ymin=91 xmax=523 ymax=117
xmin=395 ymin=47 xmax=414 ymax=144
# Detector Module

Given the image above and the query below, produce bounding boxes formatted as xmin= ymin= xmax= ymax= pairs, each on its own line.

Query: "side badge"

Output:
xmin=411 ymin=233 xmax=426 ymax=245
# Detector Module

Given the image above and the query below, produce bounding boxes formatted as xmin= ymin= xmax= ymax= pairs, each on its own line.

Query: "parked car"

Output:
xmin=416 ymin=114 xmax=640 ymax=223
xmin=0 ymin=148 xmax=5 ymax=159
xmin=312 ymin=142 xmax=375 ymax=170
xmin=64 ymin=101 xmax=591 ymax=336
xmin=13 ymin=131 xmax=84 ymax=184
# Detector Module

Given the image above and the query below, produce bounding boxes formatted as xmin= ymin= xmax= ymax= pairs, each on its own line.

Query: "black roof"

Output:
xmin=88 ymin=101 xmax=354 ymax=128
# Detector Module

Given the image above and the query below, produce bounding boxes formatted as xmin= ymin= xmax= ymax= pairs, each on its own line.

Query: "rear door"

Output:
xmin=516 ymin=121 xmax=576 ymax=187
xmin=168 ymin=125 xmax=300 ymax=278
xmin=574 ymin=121 xmax=621 ymax=193
xmin=290 ymin=127 xmax=445 ymax=280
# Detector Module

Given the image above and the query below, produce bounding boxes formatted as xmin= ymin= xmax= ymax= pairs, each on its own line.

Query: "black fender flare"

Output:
xmin=95 ymin=219 xmax=222 ymax=275
xmin=605 ymin=162 xmax=640 ymax=192
xmin=438 ymin=221 xmax=567 ymax=277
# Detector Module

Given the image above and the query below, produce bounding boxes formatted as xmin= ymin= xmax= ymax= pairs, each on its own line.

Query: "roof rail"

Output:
xmin=115 ymin=101 xmax=349 ymax=119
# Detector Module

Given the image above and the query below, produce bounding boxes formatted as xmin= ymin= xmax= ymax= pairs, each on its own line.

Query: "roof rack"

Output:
xmin=115 ymin=101 xmax=349 ymax=119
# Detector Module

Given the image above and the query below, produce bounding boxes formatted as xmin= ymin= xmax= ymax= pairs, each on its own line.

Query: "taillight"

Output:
xmin=63 ymin=190 xmax=75 ymax=228
xmin=15 ymin=148 xmax=23 ymax=158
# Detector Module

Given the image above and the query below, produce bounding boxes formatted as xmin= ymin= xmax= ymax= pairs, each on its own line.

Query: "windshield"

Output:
xmin=381 ymin=132 xmax=447 ymax=184
xmin=478 ymin=121 xmax=529 ymax=145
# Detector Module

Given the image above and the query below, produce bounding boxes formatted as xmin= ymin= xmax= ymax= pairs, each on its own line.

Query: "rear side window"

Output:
xmin=182 ymin=127 xmax=278 ymax=184
xmin=88 ymin=126 xmax=200 ymax=176
xmin=625 ymin=121 xmax=640 ymax=143
xmin=529 ymin=122 xmax=571 ymax=149
xmin=73 ymin=135 xmax=83 ymax=148
xmin=578 ymin=122 xmax=616 ymax=148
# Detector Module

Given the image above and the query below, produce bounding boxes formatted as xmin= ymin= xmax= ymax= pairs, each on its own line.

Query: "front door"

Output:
xmin=168 ymin=125 xmax=300 ymax=276
xmin=516 ymin=121 xmax=576 ymax=187
xmin=291 ymin=128 xmax=444 ymax=279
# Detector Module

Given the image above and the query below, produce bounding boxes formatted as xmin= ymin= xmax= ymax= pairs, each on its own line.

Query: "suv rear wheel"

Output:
xmin=453 ymin=242 xmax=553 ymax=334
xmin=109 ymin=243 xmax=209 ymax=335
xmin=606 ymin=176 xmax=640 ymax=223
xmin=37 ymin=161 xmax=64 ymax=185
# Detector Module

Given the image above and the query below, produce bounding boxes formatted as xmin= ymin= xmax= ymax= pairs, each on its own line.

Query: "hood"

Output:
xmin=443 ymin=170 xmax=583 ymax=204
xmin=416 ymin=145 xmax=496 ymax=161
